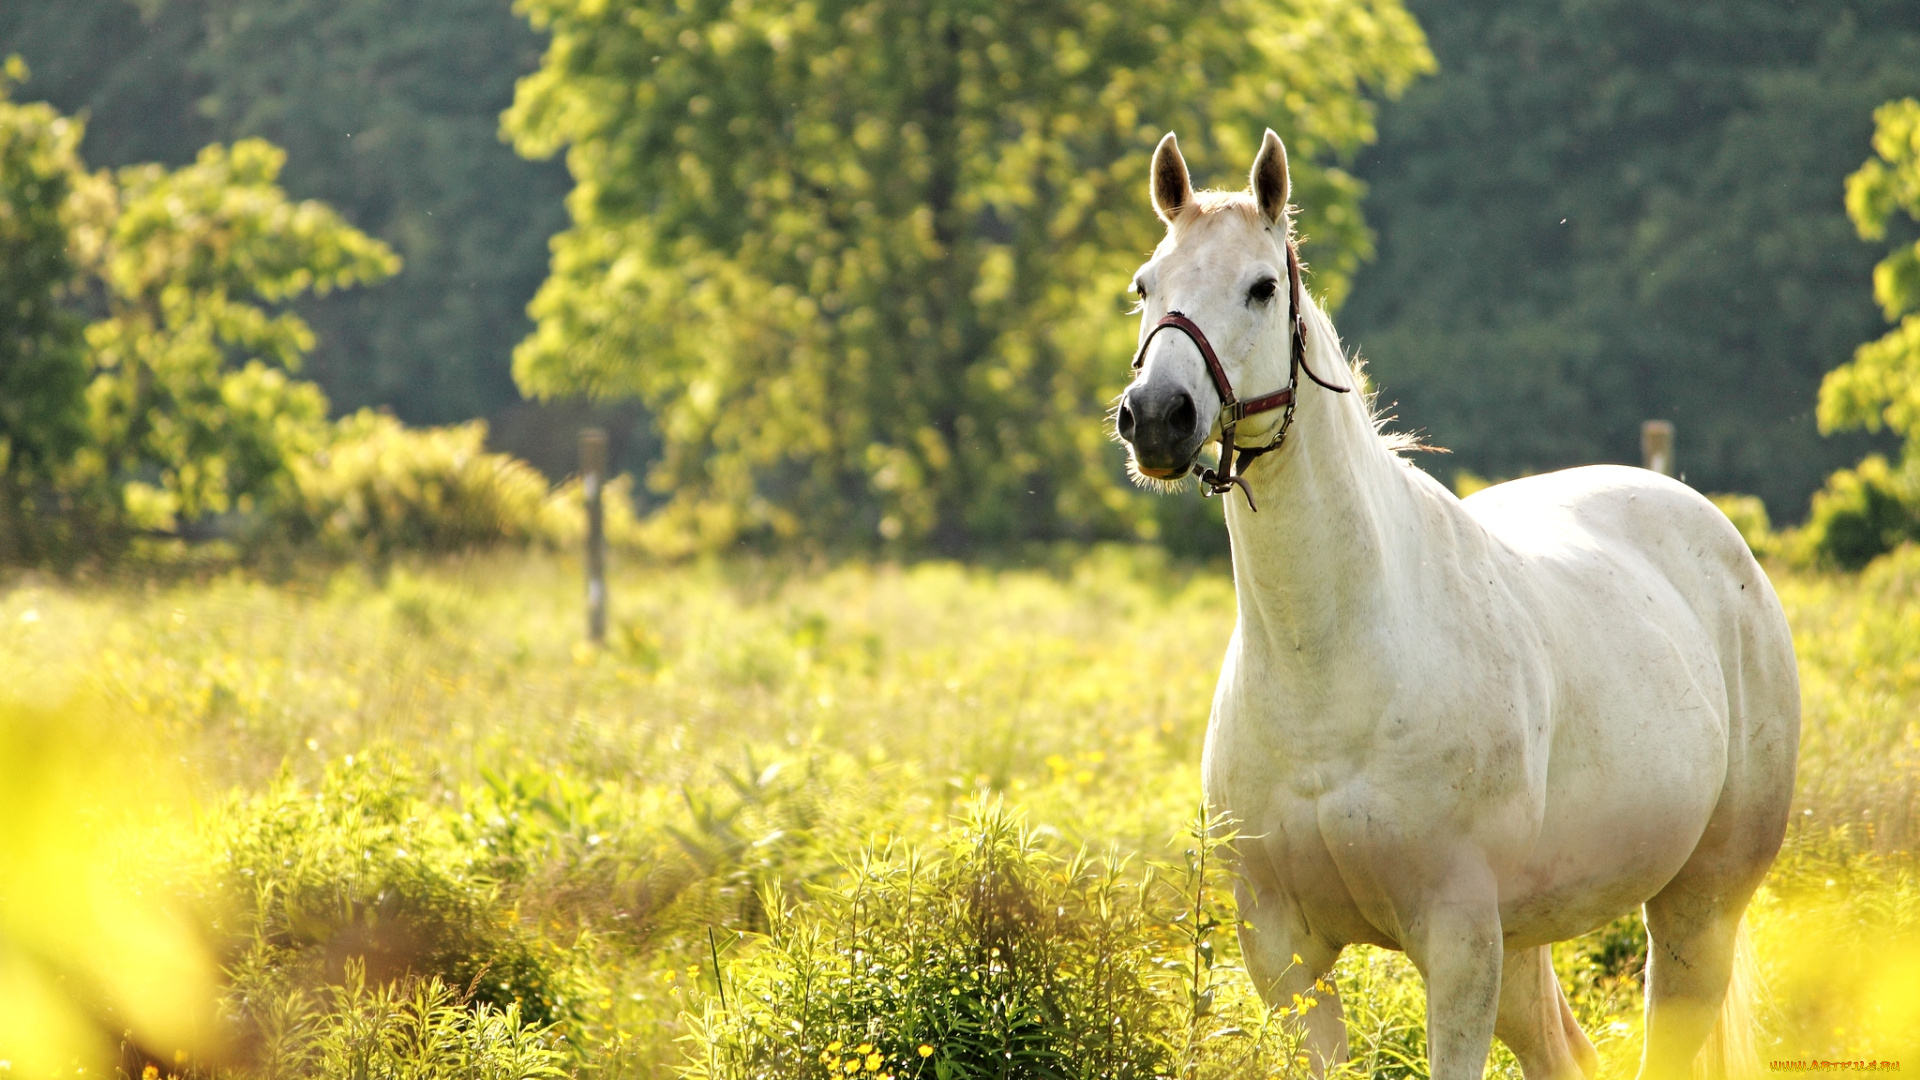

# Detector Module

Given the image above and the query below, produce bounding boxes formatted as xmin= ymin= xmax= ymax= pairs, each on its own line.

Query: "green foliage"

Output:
xmin=0 ymin=78 xmax=401 ymax=559
xmin=0 ymin=59 xmax=89 ymax=499
xmin=241 ymin=964 xmax=568 ymax=1080
xmin=210 ymin=754 xmax=563 ymax=1034
xmin=1709 ymin=493 xmax=1776 ymax=559
xmin=1787 ymin=543 xmax=1920 ymax=846
xmin=1341 ymin=0 xmax=1920 ymax=520
xmin=8 ymin=552 xmax=1920 ymax=1074
xmin=281 ymin=412 xmax=555 ymax=559
xmin=686 ymin=803 xmax=1311 ymax=1080
xmin=1796 ymin=454 xmax=1920 ymax=571
xmin=507 ymin=0 xmax=1431 ymax=553
xmin=0 ymin=0 xmax=570 ymax=426
xmin=75 ymin=138 xmax=398 ymax=538
xmin=1823 ymin=98 xmax=1920 ymax=449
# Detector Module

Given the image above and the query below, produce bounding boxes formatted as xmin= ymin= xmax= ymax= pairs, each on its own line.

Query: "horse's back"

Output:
xmin=1461 ymin=467 xmax=1784 ymax=658
xmin=1462 ymin=463 xmax=1796 ymax=736
xmin=1463 ymin=465 xmax=1752 ymax=593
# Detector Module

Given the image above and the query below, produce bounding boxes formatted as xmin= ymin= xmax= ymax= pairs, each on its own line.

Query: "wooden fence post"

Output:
xmin=1641 ymin=420 xmax=1674 ymax=477
xmin=581 ymin=427 xmax=608 ymax=643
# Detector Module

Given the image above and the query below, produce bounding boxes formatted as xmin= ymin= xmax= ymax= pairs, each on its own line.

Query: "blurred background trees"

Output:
xmin=0 ymin=69 xmax=402 ymax=560
xmin=0 ymin=60 xmax=90 ymax=560
xmin=505 ymin=0 xmax=1430 ymax=552
xmin=0 ymin=0 xmax=571 ymax=430
xmin=5 ymin=0 xmax=1920 ymax=556
xmin=1338 ymin=0 xmax=1920 ymax=517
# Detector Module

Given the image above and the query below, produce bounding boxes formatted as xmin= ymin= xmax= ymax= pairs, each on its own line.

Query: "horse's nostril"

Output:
xmin=1169 ymin=391 xmax=1197 ymax=439
xmin=1117 ymin=399 xmax=1137 ymax=443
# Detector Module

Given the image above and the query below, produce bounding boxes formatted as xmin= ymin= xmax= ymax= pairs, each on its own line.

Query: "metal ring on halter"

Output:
xmin=1128 ymin=239 xmax=1349 ymax=511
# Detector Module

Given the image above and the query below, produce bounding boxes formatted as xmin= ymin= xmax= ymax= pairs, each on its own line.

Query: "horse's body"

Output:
xmin=1116 ymin=132 xmax=1798 ymax=1080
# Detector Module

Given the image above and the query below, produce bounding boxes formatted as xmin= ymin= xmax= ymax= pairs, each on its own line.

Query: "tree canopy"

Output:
xmin=1339 ymin=0 xmax=1920 ymax=518
xmin=0 ymin=73 xmax=397 ymax=557
xmin=0 ymin=0 xmax=567 ymax=426
xmin=0 ymin=58 xmax=89 ymax=495
xmin=18 ymin=0 xmax=1920 ymax=536
xmin=76 ymin=138 xmax=399 ymax=534
xmin=1821 ymin=97 xmax=1920 ymax=446
xmin=508 ymin=0 xmax=1432 ymax=552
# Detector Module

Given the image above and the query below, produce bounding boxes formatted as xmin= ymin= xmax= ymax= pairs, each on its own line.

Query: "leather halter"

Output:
xmin=1129 ymin=238 xmax=1350 ymax=511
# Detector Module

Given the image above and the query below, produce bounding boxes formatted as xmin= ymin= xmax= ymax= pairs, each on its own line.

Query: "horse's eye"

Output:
xmin=1247 ymin=277 xmax=1278 ymax=304
xmin=1132 ymin=279 xmax=1148 ymax=300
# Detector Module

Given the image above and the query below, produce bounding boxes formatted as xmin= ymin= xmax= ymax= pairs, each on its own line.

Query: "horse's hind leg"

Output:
xmin=1638 ymin=879 xmax=1753 ymax=1080
xmin=1641 ymin=608 xmax=1796 ymax=1080
xmin=1495 ymin=945 xmax=1598 ymax=1080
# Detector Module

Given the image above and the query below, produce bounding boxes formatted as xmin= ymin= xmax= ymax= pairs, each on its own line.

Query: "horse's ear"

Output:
xmin=1151 ymin=132 xmax=1191 ymax=224
xmin=1251 ymin=128 xmax=1290 ymax=227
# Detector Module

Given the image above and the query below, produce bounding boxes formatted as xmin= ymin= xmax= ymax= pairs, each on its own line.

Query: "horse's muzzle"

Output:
xmin=1117 ymin=383 xmax=1208 ymax=477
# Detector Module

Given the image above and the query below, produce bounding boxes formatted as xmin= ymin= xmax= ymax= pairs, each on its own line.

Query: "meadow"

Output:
xmin=2 ymin=544 xmax=1917 ymax=1077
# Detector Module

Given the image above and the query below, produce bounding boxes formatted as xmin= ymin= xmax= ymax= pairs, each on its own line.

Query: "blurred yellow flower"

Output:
xmin=917 ymin=1045 xmax=933 ymax=1058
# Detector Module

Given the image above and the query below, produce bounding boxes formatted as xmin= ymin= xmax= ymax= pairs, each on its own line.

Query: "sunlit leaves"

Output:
xmin=1822 ymin=99 xmax=1920 ymax=445
xmin=506 ymin=0 xmax=1430 ymax=551
xmin=74 ymin=137 xmax=399 ymax=533
xmin=0 ymin=60 xmax=90 ymax=497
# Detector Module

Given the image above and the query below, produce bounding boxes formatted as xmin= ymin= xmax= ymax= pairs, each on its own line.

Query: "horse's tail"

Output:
xmin=1696 ymin=920 xmax=1763 ymax=1080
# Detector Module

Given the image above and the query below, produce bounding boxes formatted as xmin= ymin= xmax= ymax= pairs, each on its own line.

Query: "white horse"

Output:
xmin=1115 ymin=130 xmax=1798 ymax=1080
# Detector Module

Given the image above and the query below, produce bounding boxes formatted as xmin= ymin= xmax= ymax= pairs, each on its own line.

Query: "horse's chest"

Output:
xmin=1201 ymin=689 xmax=1390 ymax=942
xmin=1201 ymin=645 xmax=1545 ymax=945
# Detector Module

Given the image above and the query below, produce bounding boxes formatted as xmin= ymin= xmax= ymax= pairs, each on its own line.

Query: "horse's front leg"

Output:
xmin=1401 ymin=862 xmax=1505 ymax=1080
xmin=1235 ymin=877 xmax=1348 ymax=1073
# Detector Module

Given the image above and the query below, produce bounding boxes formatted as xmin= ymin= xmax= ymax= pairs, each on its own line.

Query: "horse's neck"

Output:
xmin=1223 ymin=308 xmax=1419 ymax=659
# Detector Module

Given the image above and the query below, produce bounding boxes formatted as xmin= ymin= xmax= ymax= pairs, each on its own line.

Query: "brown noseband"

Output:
xmin=1129 ymin=239 xmax=1350 ymax=510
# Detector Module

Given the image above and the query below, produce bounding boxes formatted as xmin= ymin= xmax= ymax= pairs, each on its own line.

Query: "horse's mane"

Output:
xmin=1290 ymin=243 xmax=1435 ymax=461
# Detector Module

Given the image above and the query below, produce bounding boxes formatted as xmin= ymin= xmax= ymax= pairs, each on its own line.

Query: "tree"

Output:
xmin=0 ymin=59 xmax=90 ymax=558
xmin=507 ymin=0 xmax=1431 ymax=553
xmin=1338 ymin=0 xmax=1920 ymax=519
xmin=0 ymin=0 xmax=569 ymax=427
xmin=0 ymin=72 xmax=399 ymax=557
xmin=1821 ymin=97 xmax=1920 ymax=446
xmin=71 ymin=138 xmax=399 ymax=539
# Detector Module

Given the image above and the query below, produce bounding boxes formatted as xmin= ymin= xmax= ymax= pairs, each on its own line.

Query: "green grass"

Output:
xmin=1 ymin=545 xmax=1917 ymax=1077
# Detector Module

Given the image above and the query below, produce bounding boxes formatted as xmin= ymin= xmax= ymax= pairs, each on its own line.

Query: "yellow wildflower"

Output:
xmin=857 ymin=1045 xmax=874 ymax=1055
xmin=828 ymin=1042 xmax=843 ymax=1052
xmin=866 ymin=1054 xmax=883 ymax=1072
xmin=918 ymin=1045 xmax=934 ymax=1058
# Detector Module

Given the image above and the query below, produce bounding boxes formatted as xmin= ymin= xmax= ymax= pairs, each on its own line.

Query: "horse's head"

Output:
xmin=1116 ymin=130 xmax=1299 ymax=483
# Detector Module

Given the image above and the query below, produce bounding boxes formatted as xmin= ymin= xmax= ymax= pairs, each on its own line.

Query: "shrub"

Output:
xmin=282 ymin=412 xmax=553 ymax=558
xmin=684 ymin=803 xmax=1314 ymax=1080
xmin=1796 ymin=454 xmax=1920 ymax=571
xmin=239 ymin=964 xmax=568 ymax=1080
xmin=1709 ymin=493 xmax=1776 ymax=559
xmin=206 ymin=753 xmax=564 ymax=1040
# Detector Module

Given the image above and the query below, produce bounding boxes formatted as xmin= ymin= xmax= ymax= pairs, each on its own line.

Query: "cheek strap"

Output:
xmin=1128 ymin=239 xmax=1348 ymax=510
